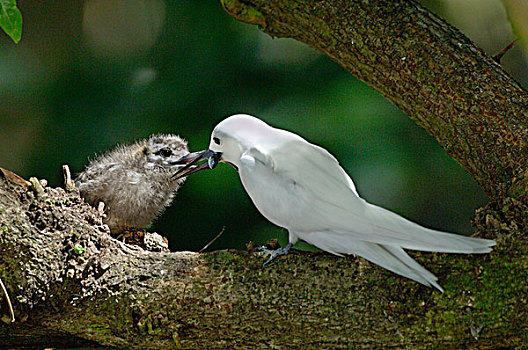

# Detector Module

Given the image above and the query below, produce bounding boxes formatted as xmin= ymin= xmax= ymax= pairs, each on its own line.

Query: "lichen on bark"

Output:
xmin=0 ymin=173 xmax=527 ymax=348
xmin=2 ymin=0 xmax=528 ymax=348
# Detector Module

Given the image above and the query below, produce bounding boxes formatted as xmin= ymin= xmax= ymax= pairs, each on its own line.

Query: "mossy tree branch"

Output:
xmin=2 ymin=0 xmax=528 ymax=348
xmin=0 ymin=175 xmax=526 ymax=348
xmin=221 ymin=0 xmax=528 ymax=205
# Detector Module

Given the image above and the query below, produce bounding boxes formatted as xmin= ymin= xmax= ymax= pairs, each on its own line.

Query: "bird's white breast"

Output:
xmin=238 ymin=159 xmax=314 ymax=231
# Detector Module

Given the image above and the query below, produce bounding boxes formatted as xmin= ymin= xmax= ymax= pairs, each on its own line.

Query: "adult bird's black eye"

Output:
xmin=213 ymin=137 xmax=220 ymax=145
xmin=156 ymin=147 xmax=173 ymax=157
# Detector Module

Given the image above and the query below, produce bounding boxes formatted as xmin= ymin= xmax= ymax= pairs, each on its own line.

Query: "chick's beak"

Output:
xmin=172 ymin=150 xmax=221 ymax=180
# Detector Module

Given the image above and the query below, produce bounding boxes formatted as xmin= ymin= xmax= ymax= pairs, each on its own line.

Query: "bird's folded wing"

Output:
xmin=268 ymin=140 xmax=494 ymax=253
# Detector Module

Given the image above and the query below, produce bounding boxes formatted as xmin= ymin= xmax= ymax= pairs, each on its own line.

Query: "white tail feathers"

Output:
xmin=299 ymin=229 xmax=495 ymax=292
xmin=358 ymin=204 xmax=496 ymax=254
xmin=398 ymin=228 xmax=495 ymax=254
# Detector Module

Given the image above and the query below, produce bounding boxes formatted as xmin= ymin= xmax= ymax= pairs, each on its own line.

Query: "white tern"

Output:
xmin=173 ymin=114 xmax=495 ymax=291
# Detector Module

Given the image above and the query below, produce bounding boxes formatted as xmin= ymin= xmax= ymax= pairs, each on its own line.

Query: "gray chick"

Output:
xmin=76 ymin=134 xmax=189 ymax=233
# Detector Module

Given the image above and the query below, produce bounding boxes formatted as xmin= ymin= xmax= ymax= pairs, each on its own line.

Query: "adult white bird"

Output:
xmin=173 ymin=114 xmax=495 ymax=292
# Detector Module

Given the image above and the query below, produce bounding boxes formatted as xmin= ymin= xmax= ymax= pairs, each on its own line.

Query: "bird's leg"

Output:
xmin=257 ymin=242 xmax=293 ymax=268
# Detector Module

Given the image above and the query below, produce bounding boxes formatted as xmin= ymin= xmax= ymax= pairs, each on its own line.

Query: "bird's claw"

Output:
xmin=257 ymin=243 xmax=292 ymax=268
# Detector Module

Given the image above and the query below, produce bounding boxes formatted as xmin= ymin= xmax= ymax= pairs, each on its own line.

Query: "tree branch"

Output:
xmin=221 ymin=0 xmax=528 ymax=204
xmin=2 ymin=1 xmax=528 ymax=348
xmin=0 ymin=171 xmax=526 ymax=348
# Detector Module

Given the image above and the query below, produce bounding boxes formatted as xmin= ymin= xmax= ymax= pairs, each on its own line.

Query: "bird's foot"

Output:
xmin=257 ymin=242 xmax=293 ymax=268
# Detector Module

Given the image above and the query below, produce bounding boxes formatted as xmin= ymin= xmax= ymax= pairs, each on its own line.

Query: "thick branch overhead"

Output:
xmin=221 ymin=0 xmax=528 ymax=203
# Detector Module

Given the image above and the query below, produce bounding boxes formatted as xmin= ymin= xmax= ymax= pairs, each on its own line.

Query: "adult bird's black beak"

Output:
xmin=172 ymin=150 xmax=220 ymax=180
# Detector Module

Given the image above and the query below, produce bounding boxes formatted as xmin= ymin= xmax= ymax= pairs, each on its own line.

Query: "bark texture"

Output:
xmin=2 ymin=0 xmax=528 ymax=348
xmin=221 ymin=0 xmax=528 ymax=204
xmin=0 ymin=171 xmax=526 ymax=348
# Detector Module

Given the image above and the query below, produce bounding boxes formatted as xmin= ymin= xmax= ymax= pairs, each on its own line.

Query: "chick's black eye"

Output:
xmin=156 ymin=147 xmax=173 ymax=157
xmin=213 ymin=137 xmax=220 ymax=145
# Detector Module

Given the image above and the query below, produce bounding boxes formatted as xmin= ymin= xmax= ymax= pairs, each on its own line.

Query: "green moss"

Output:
xmin=46 ymin=234 xmax=526 ymax=349
xmin=71 ymin=228 xmax=81 ymax=239
xmin=0 ymin=269 xmax=11 ymax=285
xmin=73 ymin=244 xmax=86 ymax=255
xmin=172 ymin=332 xmax=183 ymax=349
xmin=29 ymin=177 xmax=45 ymax=199
xmin=220 ymin=0 xmax=266 ymax=26
xmin=89 ymin=324 xmax=111 ymax=336
xmin=204 ymin=249 xmax=239 ymax=265
xmin=137 ymin=314 xmax=153 ymax=334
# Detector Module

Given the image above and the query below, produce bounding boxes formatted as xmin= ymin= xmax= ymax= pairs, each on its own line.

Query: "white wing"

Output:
xmin=263 ymin=139 xmax=494 ymax=253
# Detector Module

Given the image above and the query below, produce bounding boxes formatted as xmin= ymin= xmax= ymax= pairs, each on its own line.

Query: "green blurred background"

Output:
xmin=1 ymin=0 xmax=526 ymax=252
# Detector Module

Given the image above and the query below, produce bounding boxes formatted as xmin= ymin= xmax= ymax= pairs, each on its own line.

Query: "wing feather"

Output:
xmin=268 ymin=139 xmax=494 ymax=253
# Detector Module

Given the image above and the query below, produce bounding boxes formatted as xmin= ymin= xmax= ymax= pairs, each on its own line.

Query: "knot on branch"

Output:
xmin=220 ymin=0 xmax=266 ymax=27
xmin=472 ymin=197 xmax=528 ymax=240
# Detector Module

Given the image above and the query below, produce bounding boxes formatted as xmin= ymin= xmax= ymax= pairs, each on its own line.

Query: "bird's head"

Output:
xmin=143 ymin=134 xmax=189 ymax=169
xmin=172 ymin=114 xmax=270 ymax=179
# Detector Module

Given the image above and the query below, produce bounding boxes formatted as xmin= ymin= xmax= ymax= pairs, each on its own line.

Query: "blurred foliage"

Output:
xmin=0 ymin=0 xmax=22 ymax=43
xmin=2 ymin=0 xmax=525 ymax=252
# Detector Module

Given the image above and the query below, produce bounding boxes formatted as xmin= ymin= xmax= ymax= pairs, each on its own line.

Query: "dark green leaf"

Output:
xmin=0 ymin=0 xmax=22 ymax=44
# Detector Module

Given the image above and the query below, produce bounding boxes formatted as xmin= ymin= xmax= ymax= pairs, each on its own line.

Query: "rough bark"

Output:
xmin=0 ymin=171 xmax=526 ymax=348
xmin=2 ymin=0 xmax=528 ymax=348
xmin=220 ymin=0 xmax=528 ymax=204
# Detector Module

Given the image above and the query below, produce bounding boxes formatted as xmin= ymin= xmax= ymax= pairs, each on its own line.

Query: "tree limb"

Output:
xmin=2 ymin=0 xmax=528 ymax=348
xmin=0 ymin=171 xmax=526 ymax=348
xmin=221 ymin=0 xmax=528 ymax=204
